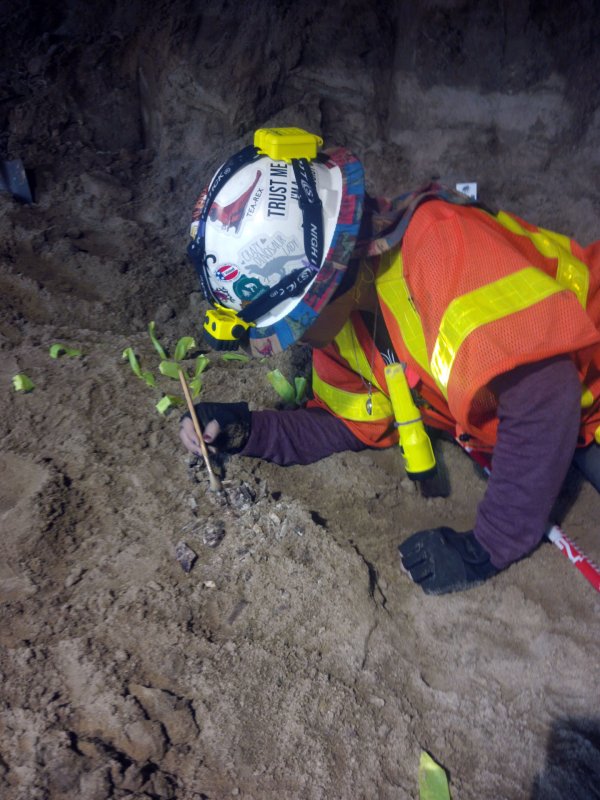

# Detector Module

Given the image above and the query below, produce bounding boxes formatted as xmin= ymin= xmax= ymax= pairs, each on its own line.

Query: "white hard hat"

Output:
xmin=188 ymin=128 xmax=365 ymax=356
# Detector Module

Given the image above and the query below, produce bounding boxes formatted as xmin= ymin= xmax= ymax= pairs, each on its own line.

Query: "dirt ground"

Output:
xmin=1 ymin=1 xmax=600 ymax=798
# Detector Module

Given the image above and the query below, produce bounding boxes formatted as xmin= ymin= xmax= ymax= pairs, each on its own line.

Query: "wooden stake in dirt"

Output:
xmin=178 ymin=369 xmax=222 ymax=492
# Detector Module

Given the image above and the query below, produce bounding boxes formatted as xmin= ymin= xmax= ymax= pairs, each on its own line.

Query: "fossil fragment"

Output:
xmin=175 ymin=541 xmax=197 ymax=573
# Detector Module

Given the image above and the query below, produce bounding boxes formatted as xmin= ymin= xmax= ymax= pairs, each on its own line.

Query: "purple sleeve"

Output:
xmin=240 ymin=407 xmax=367 ymax=466
xmin=474 ymin=356 xmax=581 ymax=569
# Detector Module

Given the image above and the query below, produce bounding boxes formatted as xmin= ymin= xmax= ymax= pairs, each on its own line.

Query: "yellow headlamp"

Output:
xmin=203 ymin=305 xmax=254 ymax=351
xmin=254 ymin=127 xmax=323 ymax=162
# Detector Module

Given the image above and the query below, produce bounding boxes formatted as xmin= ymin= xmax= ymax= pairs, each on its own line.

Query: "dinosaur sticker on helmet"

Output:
xmin=208 ymin=170 xmax=262 ymax=233
xmin=245 ymin=186 xmax=264 ymax=219
xmin=244 ymin=252 xmax=308 ymax=285
xmin=240 ymin=232 xmax=303 ymax=270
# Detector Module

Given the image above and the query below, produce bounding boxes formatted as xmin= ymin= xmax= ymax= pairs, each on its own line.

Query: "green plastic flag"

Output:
xmin=267 ymin=369 xmax=295 ymax=404
xmin=174 ymin=336 xmax=196 ymax=362
xmin=194 ymin=354 xmax=210 ymax=377
xmin=12 ymin=373 xmax=35 ymax=393
xmin=156 ymin=395 xmax=184 ymax=415
xmin=419 ymin=752 xmax=451 ymax=800
xmin=148 ymin=321 xmax=168 ymax=359
xmin=159 ymin=360 xmax=182 ymax=380
xmin=189 ymin=377 xmax=202 ymax=398
xmin=122 ymin=347 xmax=156 ymax=388
xmin=267 ymin=370 xmax=307 ymax=405
xmin=294 ymin=375 xmax=307 ymax=404
xmin=49 ymin=343 xmax=82 ymax=359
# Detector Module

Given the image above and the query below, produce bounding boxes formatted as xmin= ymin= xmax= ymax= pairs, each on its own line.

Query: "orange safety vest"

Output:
xmin=309 ymin=200 xmax=600 ymax=450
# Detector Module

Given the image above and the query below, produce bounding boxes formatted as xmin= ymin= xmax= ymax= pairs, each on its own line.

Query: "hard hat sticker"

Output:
xmin=265 ymin=161 xmax=301 ymax=220
xmin=234 ymin=276 xmax=266 ymax=302
xmin=213 ymin=286 xmax=236 ymax=305
xmin=215 ymin=264 xmax=240 ymax=281
xmin=244 ymin=185 xmax=264 ymax=220
xmin=208 ymin=169 xmax=262 ymax=233
xmin=240 ymin=232 xmax=304 ymax=279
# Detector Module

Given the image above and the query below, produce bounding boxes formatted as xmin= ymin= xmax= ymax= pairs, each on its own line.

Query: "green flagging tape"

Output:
xmin=268 ymin=370 xmax=307 ymax=405
xmin=189 ymin=377 xmax=202 ymax=398
xmin=419 ymin=752 xmax=451 ymax=800
xmin=159 ymin=360 xmax=182 ymax=380
xmin=194 ymin=354 xmax=209 ymax=377
xmin=221 ymin=352 xmax=249 ymax=362
xmin=12 ymin=373 xmax=35 ymax=392
xmin=294 ymin=375 xmax=307 ymax=404
xmin=148 ymin=321 xmax=168 ymax=360
xmin=174 ymin=336 xmax=196 ymax=362
xmin=267 ymin=369 xmax=295 ymax=405
xmin=122 ymin=347 xmax=155 ymax=388
xmin=49 ymin=343 xmax=82 ymax=359
xmin=156 ymin=395 xmax=184 ymax=415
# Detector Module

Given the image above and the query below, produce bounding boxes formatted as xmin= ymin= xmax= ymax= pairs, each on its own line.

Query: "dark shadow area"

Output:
xmin=551 ymin=464 xmax=586 ymax=524
xmin=419 ymin=430 xmax=452 ymax=498
xmin=531 ymin=717 xmax=600 ymax=799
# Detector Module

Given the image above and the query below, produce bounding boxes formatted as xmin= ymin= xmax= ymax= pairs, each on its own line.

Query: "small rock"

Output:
xmin=122 ymin=719 xmax=167 ymax=762
xmin=64 ymin=565 xmax=85 ymax=588
xmin=275 ymin=520 xmax=288 ymax=540
xmin=202 ymin=523 xmax=225 ymax=548
xmin=400 ymin=477 xmax=416 ymax=494
xmin=369 ymin=695 xmax=385 ymax=708
xmin=207 ymin=490 xmax=228 ymax=508
xmin=120 ymin=763 xmax=145 ymax=792
xmin=175 ymin=541 xmax=197 ymax=573
xmin=227 ymin=482 xmax=255 ymax=512
xmin=114 ymin=649 xmax=129 ymax=663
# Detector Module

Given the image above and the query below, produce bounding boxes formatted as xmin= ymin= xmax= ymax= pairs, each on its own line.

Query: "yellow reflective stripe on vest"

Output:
xmin=334 ymin=319 xmax=384 ymax=393
xmin=496 ymin=211 xmax=589 ymax=307
xmin=431 ymin=267 xmax=564 ymax=396
xmin=376 ymin=250 xmax=430 ymax=373
xmin=312 ymin=372 xmax=392 ymax=421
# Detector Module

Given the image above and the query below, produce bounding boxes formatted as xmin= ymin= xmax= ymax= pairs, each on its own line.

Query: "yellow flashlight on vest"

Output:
xmin=384 ymin=363 xmax=437 ymax=481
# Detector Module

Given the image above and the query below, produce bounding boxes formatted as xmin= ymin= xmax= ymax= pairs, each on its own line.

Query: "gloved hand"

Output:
xmin=179 ymin=402 xmax=251 ymax=456
xmin=398 ymin=527 xmax=499 ymax=595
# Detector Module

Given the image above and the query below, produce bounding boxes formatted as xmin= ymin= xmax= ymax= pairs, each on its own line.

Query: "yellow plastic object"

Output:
xmin=385 ymin=363 xmax=436 ymax=480
xmin=419 ymin=752 xmax=451 ymax=800
xmin=595 ymin=426 xmax=600 ymax=445
xmin=203 ymin=305 xmax=253 ymax=351
xmin=581 ymin=385 xmax=594 ymax=409
xmin=254 ymin=127 xmax=323 ymax=162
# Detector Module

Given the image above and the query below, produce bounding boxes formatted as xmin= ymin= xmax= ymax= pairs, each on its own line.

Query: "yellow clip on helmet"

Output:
xmin=187 ymin=127 xmax=365 ymax=357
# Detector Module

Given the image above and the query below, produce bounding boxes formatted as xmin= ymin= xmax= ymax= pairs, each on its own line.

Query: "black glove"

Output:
xmin=398 ymin=527 xmax=499 ymax=595
xmin=181 ymin=402 xmax=251 ymax=454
